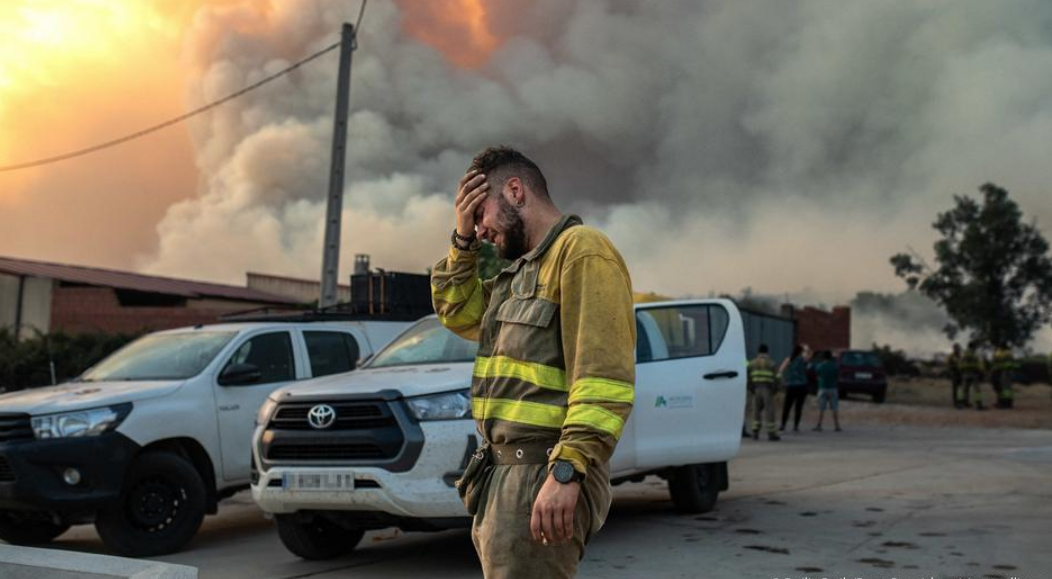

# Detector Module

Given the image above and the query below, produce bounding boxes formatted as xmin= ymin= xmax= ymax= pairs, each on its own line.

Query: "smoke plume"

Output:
xmin=133 ymin=0 xmax=1052 ymax=351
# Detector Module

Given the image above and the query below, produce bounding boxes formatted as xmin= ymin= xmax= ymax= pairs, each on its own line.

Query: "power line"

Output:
xmin=0 ymin=38 xmax=342 ymax=173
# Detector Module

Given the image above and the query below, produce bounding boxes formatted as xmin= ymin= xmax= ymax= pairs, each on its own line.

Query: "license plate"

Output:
xmin=282 ymin=472 xmax=354 ymax=491
xmin=856 ymin=372 xmax=872 ymax=379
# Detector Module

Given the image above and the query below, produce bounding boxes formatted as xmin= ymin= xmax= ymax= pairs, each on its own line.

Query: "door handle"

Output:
xmin=703 ymin=371 xmax=739 ymax=380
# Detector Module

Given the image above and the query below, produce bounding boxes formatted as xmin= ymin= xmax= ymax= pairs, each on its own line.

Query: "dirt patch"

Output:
xmin=881 ymin=541 xmax=918 ymax=549
xmin=857 ymin=557 xmax=895 ymax=568
xmin=744 ymin=545 xmax=790 ymax=555
xmin=993 ymin=565 xmax=1018 ymax=571
xmin=795 ymin=567 xmax=823 ymax=573
xmin=734 ymin=528 xmax=763 ymax=535
xmin=798 ymin=511 xmax=818 ymax=517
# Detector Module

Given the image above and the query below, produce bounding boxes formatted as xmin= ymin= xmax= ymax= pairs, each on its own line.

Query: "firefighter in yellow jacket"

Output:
xmin=431 ymin=147 xmax=635 ymax=579
xmin=748 ymin=344 xmax=780 ymax=441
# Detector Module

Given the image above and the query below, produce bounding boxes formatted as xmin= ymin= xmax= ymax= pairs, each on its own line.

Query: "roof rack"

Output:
xmin=218 ymin=302 xmax=432 ymax=323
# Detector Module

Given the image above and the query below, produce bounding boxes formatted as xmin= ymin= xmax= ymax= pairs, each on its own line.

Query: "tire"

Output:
xmin=276 ymin=514 xmax=364 ymax=560
xmin=0 ymin=511 xmax=70 ymax=545
xmin=872 ymin=389 xmax=886 ymax=404
xmin=668 ymin=464 xmax=720 ymax=514
xmin=94 ymin=451 xmax=206 ymax=557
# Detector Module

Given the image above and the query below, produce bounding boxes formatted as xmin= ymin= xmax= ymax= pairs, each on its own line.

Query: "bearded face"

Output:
xmin=493 ymin=194 xmax=528 ymax=260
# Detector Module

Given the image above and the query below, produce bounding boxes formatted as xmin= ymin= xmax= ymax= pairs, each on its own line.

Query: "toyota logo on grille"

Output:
xmin=307 ymin=404 xmax=336 ymax=429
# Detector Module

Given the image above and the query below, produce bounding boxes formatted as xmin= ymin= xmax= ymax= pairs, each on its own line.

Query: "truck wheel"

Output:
xmin=872 ymin=389 xmax=886 ymax=404
xmin=94 ymin=451 xmax=206 ymax=557
xmin=0 ymin=511 xmax=70 ymax=545
xmin=668 ymin=464 xmax=719 ymax=514
xmin=276 ymin=514 xmax=364 ymax=560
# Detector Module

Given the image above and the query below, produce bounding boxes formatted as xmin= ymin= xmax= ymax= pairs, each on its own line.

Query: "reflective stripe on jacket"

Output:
xmin=430 ymin=214 xmax=635 ymax=479
xmin=749 ymin=354 xmax=777 ymax=386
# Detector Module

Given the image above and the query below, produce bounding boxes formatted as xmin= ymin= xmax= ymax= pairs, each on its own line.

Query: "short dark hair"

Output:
xmin=470 ymin=146 xmax=549 ymax=199
xmin=758 ymin=344 xmax=769 ymax=354
xmin=823 ymin=350 xmax=833 ymax=360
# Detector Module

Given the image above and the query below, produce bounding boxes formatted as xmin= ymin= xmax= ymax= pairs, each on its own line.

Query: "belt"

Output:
xmin=488 ymin=442 xmax=556 ymax=465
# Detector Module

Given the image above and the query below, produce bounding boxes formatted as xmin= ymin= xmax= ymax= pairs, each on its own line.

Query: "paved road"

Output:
xmin=42 ymin=424 xmax=1052 ymax=578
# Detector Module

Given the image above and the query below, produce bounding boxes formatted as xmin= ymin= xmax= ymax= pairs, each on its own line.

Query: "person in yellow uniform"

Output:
xmin=959 ymin=342 xmax=987 ymax=411
xmin=748 ymin=344 xmax=780 ymax=440
xmin=947 ymin=343 xmax=963 ymax=409
xmin=431 ymin=147 xmax=635 ymax=579
xmin=991 ymin=345 xmax=1017 ymax=409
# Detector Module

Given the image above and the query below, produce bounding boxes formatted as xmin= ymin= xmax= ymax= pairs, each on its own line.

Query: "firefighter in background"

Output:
xmin=991 ymin=344 xmax=1017 ymax=409
xmin=947 ymin=343 xmax=963 ymax=409
xmin=748 ymin=344 xmax=780 ymax=441
xmin=959 ymin=341 xmax=987 ymax=411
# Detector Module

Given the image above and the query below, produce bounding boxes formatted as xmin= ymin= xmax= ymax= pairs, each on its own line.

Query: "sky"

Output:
xmin=1 ymin=0 xmax=1051 ymax=352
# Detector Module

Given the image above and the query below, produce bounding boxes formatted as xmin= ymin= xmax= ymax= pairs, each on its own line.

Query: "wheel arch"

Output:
xmin=140 ymin=438 xmax=219 ymax=514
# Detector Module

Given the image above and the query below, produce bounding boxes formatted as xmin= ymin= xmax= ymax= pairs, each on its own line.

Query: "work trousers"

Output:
xmin=950 ymin=373 xmax=962 ymax=407
xmin=472 ymin=463 xmax=601 ymax=579
xmin=751 ymin=384 xmax=777 ymax=433
xmin=780 ymin=387 xmax=808 ymax=429
xmin=960 ymin=373 xmax=984 ymax=405
xmin=743 ymin=387 xmax=754 ymax=434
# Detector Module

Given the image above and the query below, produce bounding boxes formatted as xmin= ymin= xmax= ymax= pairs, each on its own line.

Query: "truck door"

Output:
xmin=629 ymin=300 xmax=746 ymax=470
xmin=214 ymin=330 xmax=300 ymax=481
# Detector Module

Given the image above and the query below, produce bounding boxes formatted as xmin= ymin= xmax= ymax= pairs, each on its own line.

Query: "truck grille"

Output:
xmin=0 ymin=457 xmax=13 ymax=482
xmin=0 ymin=414 xmax=33 ymax=443
xmin=263 ymin=400 xmax=407 ymax=463
xmin=267 ymin=443 xmax=388 ymax=460
xmin=269 ymin=402 xmax=395 ymax=430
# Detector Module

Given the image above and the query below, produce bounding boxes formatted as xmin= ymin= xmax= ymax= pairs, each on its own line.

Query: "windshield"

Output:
xmin=840 ymin=351 xmax=882 ymax=368
xmin=81 ymin=331 xmax=236 ymax=381
xmin=367 ymin=318 xmax=478 ymax=368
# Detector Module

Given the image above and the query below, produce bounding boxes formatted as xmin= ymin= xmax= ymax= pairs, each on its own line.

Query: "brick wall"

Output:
xmin=50 ymin=286 xmax=247 ymax=335
xmin=791 ymin=305 xmax=851 ymax=353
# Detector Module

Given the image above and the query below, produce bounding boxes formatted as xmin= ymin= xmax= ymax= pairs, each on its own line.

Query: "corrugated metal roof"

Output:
xmin=0 ymin=255 xmax=300 ymax=305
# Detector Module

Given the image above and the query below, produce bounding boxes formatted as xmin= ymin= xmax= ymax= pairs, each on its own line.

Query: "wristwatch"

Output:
xmin=451 ymin=228 xmax=476 ymax=250
xmin=551 ymin=460 xmax=584 ymax=484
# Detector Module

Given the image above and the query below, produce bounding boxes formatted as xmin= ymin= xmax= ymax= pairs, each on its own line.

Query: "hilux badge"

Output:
xmin=307 ymin=404 xmax=337 ymax=429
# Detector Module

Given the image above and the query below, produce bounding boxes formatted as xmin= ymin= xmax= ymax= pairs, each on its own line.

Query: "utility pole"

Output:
xmin=319 ymin=22 xmax=358 ymax=308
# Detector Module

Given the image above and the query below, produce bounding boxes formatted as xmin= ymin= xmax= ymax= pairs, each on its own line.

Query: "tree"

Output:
xmin=890 ymin=183 xmax=1052 ymax=348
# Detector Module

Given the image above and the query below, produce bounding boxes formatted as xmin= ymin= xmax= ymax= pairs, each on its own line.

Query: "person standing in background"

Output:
xmin=948 ymin=343 xmax=963 ymax=409
xmin=813 ymin=351 xmax=842 ymax=432
xmin=747 ymin=344 xmax=780 ymax=441
xmin=779 ymin=345 xmax=810 ymax=433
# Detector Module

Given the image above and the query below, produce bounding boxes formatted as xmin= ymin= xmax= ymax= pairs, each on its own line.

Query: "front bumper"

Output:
xmin=252 ymin=420 xmax=476 ymax=520
xmin=0 ymin=432 xmax=140 ymax=513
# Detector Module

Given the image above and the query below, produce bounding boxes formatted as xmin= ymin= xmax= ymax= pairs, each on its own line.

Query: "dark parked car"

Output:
xmin=836 ymin=350 xmax=888 ymax=403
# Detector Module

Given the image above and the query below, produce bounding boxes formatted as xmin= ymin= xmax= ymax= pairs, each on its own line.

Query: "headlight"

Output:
xmin=256 ymin=397 xmax=278 ymax=426
xmin=32 ymin=403 xmax=131 ymax=439
xmin=406 ymin=389 xmax=472 ymax=421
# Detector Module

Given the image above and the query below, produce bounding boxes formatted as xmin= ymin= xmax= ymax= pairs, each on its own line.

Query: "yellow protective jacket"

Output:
xmin=430 ymin=215 xmax=635 ymax=481
xmin=748 ymin=354 xmax=778 ymax=389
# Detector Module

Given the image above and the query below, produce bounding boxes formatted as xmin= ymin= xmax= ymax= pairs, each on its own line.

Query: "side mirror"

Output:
xmin=219 ymin=363 xmax=262 ymax=386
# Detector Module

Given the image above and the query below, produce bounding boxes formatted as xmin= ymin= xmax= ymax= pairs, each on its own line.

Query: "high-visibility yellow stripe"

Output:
xmin=568 ymin=377 xmax=634 ymax=404
xmin=436 ymin=289 xmax=485 ymax=328
xmin=431 ymin=279 xmax=481 ymax=305
xmin=473 ymin=356 xmax=567 ymax=392
xmin=564 ymin=403 xmax=625 ymax=439
xmin=472 ymin=397 xmax=566 ymax=429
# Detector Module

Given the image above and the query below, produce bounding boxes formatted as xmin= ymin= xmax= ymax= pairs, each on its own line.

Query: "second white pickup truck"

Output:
xmin=252 ymin=299 xmax=747 ymax=559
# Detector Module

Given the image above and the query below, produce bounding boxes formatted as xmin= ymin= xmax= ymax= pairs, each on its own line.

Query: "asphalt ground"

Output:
xmin=33 ymin=416 xmax=1052 ymax=579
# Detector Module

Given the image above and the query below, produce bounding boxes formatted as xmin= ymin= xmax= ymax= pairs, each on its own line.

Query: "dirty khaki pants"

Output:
xmin=751 ymin=384 xmax=777 ymax=432
xmin=472 ymin=463 xmax=601 ymax=579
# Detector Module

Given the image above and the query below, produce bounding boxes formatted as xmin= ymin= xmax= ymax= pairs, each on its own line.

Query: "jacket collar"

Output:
xmin=501 ymin=214 xmax=582 ymax=274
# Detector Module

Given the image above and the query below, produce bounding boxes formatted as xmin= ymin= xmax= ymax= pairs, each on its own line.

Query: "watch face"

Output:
xmin=553 ymin=461 xmax=574 ymax=483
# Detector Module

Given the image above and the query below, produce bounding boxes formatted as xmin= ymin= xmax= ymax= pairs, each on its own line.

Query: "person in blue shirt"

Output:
xmin=813 ymin=350 xmax=842 ymax=432
xmin=778 ymin=345 xmax=810 ymax=432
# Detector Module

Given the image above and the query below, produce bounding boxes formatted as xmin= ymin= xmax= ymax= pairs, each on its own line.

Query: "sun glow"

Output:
xmin=396 ymin=0 xmax=502 ymax=69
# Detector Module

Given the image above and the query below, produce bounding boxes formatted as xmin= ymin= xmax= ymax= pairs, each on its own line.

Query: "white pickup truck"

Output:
xmin=252 ymin=299 xmax=747 ymax=559
xmin=0 ymin=318 xmax=409 ymax=556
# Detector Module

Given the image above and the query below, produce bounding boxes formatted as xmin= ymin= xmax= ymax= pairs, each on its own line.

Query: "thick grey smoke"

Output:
xmin=141 ymin=0 xmax=1052 ymax=352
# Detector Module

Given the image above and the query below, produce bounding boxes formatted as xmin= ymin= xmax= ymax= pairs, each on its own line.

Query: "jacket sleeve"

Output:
xmin=549 ymin=252 xmax=636 ymax=478
xmin=430 ymin=242 xmax=491 ymax=342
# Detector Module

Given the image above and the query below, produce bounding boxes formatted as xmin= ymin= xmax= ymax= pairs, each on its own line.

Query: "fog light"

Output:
xmin=62 ymin=468 xmax=81 ymax=485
